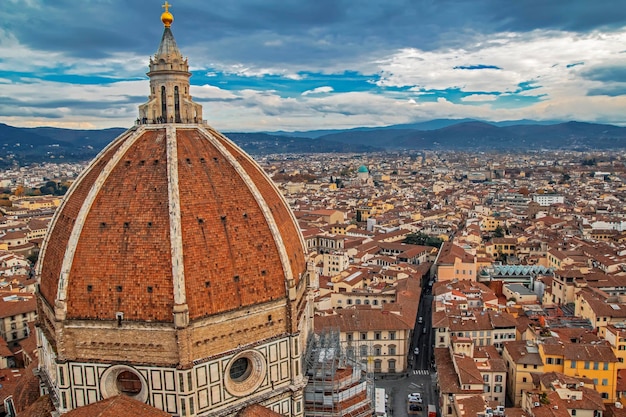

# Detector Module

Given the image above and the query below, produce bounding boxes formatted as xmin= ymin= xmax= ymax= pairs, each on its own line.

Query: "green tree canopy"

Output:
xmin=404 ymin=232 xmax=443 ymax=247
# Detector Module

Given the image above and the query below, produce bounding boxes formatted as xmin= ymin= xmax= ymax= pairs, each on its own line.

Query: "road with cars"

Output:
xmin=375 ymin=276 xmax=438 ymax=416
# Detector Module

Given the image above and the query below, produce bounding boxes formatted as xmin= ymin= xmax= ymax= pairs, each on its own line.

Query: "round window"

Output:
xmin=100 ymin=365 xmax=148 ymax=403
xmin=229 ymin=357 xmax=251 ymax=381
xmin=224 ymin=350 xmax=266 ymax=397
xmin=116 ymin=370 xmax=142 ymax=395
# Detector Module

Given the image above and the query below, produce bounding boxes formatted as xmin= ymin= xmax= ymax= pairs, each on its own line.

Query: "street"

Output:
xmin=375 ymin=277 xmax=438 ymax=417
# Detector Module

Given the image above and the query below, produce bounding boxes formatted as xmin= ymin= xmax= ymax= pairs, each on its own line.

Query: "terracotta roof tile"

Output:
xmin=12 ymin=361 xmax=41 ymax=414
xmin=236 ymin=404 xmax=284 ymax=417
xmin=62 ymin=395 xmax=171 ymax=417
xmin=0 ymin=292 xmax=36 ymax=318
xmin=15 ymin=394 xmax=54 ymax=417
xmin=39 ymin=127 xmax=307 ymax=321
xmin=314 ymin=308 xmax=412 ymax=333
xmin=38 ymin=138 xmax=124 ymax=309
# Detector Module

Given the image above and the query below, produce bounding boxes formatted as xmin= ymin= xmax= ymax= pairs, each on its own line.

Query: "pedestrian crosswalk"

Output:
xmin=413 ymin=369 xmax=430 ymax=375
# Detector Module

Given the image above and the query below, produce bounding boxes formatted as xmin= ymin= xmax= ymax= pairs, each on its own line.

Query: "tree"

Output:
xmin=493 ymin=225 xmax=505 ymax=238
xmin=39 ymin=183 xmax=55 ymax=195
xmin=404 ymin=232 xmax=443 ymax=247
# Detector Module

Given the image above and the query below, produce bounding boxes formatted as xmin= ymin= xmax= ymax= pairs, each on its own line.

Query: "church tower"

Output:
xmin=138 ymin=2 xmax=202 ymax=124
xmin=35 ymin=4 xmax=314 ymax=416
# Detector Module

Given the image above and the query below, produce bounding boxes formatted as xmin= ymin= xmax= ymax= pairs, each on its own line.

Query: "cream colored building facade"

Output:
xmin=0 ymin=294 xmax=36 ymax=345
xmin=315 ymin=311 xmax=412 ymax=374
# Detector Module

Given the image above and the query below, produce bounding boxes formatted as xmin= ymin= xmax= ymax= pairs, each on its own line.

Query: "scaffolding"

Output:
xmin=304 ymin=328 xmax=374 ymax=417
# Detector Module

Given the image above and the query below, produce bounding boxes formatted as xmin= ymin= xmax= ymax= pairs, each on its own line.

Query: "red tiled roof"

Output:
xmin=0 ymin=367 xmax=28 ymax=405
xmin=62 ymin=395 xmax=171 ymax=417
xmin=314 ymin=308 xmax=412 ymax=333
xmin=39 ymin=127 xmax=307 ymax=321
xmin=237 ymin=404 xmax=284 ymax=417
xmin=0 ymin=336 xmax=13 ymax=358
xmin=438 ymin=241 xmax=474 ymax=264
xmin=12 ymin=361 xmax=41 ymax=414
xmin=0 ymin=292 xmax=36 ymax=319
xmin=15 ymin=394 xmax=54 ymax=417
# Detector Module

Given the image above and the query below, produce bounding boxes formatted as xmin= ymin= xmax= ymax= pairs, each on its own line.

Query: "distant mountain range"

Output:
xmin=0 ymin=119 xmax=625 ymax=166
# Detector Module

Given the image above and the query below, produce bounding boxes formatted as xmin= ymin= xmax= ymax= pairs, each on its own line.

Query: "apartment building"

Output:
xmin=502 ymin=340 xmax=545 ymax=406
xmin=0 ymin=293 xmax=36 ymax=346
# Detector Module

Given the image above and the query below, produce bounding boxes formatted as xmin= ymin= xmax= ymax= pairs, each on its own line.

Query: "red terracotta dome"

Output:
xmin=37 ymin=125 xmax=307 ymax=322
xmin=34 ymin=10 xmax=311 ymax=417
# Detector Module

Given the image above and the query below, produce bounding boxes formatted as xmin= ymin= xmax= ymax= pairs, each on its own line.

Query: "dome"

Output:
xmin=35 ymin=10 xmax=312 ymax=416
xmin=357 ymin=165 xmax=368 ymax=173
xmin=37 ymin=126 xmax=307 ymax=322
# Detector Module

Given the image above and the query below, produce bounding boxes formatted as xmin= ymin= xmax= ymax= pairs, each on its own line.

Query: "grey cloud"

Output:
xmin=485 ymin=0 xmax=626 ymax=32
xmin=7 ymin=0 xmax=625 ymax=72
xmin=195 ymin=97 xmax=244 ymax=103
xmin=587 ymin=85 xmax=626 ymax=96
xmin=0 ymin=95 xmax=142 ymax=110
xmin=582 ymin=66 xmax=626 ymax=83
xmin=0 ymin=107 xmax=64 ymax=119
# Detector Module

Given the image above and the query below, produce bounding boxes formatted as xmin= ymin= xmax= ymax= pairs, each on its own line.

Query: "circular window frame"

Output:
xmin=100 ymin=365 xmax=148 ymax=403
xmin=224 ymin=350 xmax=266 ymax=397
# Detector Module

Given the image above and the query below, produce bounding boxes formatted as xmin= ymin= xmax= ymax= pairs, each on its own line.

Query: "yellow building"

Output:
xmin=480 ymin=216 xmax=506 ymax=232
xmin=11 ymin=196 xmax=62 ymax=210
xmin=435 ymin=241 xmax=477 ymax=281
xmin=306 ymin=209 xmax=344 ymax=225
xmin=502 ymin=340 xmax=544 ymax=406
xmin=575 ymin=288 xmax=626 ymax=333
xmin=546 ymin=249 xmax=588 ymax=271
xmin=547 ymin=268 xmax=584 ymax=305
xmin=371 ymin=200 xmax=394 ymax=213
xmin=356 ymin=207 xmax=371 ymax=222
xmin=538 ymin=340 xmax=618 ymax=402
xmin=603 ymin=324 xmax=626 ymax=370
xmin=410 ymin=212 xmax=423 ymax=221
xmin=485 ymin=237 xmax=518 ymax=259
xmin=329 ymin=224 xmax=356 ymax=235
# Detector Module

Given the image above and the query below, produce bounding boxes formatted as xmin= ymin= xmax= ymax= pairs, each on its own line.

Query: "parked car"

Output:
xmin=407 ymin=393 xmax=423 ymax=403
xmin=414 ymin=347 xmax=420 ymax=355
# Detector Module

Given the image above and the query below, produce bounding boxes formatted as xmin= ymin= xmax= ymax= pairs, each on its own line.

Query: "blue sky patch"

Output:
xmin=453 ymin=65 xmax=502 ymax=70
xmin=191 ymin=70 xmax=380 ymax=98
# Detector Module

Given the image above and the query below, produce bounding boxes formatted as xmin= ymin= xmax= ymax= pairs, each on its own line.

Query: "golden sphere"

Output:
xmin=161 ymin=11 xmax=174 ymax=27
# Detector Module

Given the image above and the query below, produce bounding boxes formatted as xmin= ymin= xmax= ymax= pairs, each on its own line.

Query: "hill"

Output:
xmin=0 ymin=120 xmax=624 ymax=166
xmin=0 ymin=123 xmax=379 ymax=167
xmin=314 ymin=121 xmax=626 ymax=151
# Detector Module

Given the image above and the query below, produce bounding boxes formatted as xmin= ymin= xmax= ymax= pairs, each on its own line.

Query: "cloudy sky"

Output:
xmin=2 ymin=0 xmax=626 ymax=131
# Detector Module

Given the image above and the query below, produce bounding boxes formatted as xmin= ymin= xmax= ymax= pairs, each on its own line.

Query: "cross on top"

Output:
xmin=162 ymin=1 xmax=171 ymax=13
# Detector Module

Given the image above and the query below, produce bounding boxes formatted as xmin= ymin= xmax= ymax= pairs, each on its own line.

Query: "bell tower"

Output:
xmin=138 ymin=2 xmax=203 ymax=124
